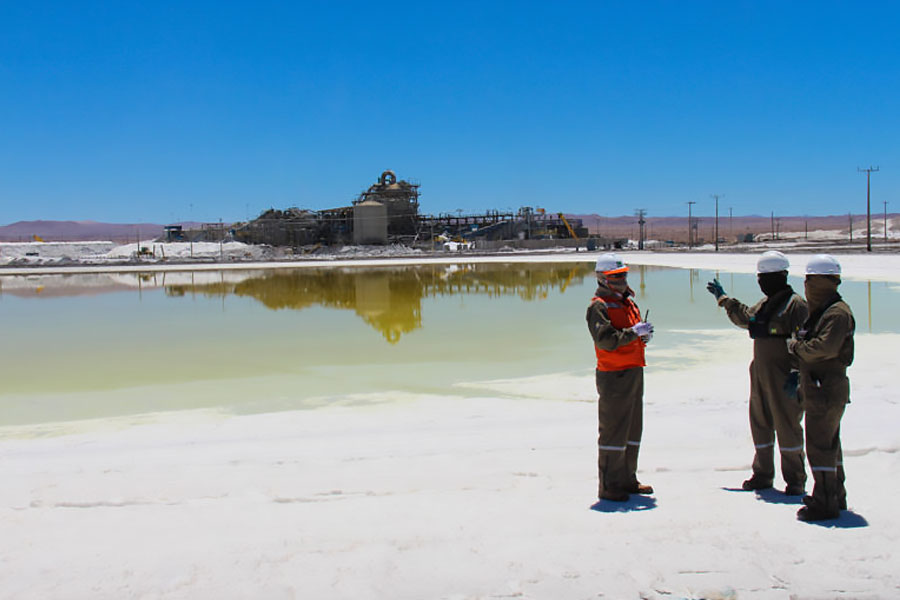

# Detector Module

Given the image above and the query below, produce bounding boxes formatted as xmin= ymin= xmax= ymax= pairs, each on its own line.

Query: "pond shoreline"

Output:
xmin=3 ymin=249 xmax=900 ymax=283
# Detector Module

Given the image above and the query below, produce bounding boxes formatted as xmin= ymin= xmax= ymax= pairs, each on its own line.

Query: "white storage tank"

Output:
xmin=353 ymin=200 xmax=388 ymax=244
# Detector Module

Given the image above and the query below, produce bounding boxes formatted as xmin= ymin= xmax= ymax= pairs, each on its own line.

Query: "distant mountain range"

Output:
xmin=570 ymin=213 xmax=896 ymax=243
xmin=1 ymin=214 xmax=894 ymax=244
xmin=0 ymin=220 xmax=204 ymax=242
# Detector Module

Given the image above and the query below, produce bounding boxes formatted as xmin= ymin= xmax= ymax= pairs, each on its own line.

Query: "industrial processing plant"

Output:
xmin=228 ymin=170 xmax=592 ymax=249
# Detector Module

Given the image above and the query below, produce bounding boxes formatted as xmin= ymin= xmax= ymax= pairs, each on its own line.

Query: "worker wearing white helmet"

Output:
xmin=789 ymin=254 xmax=855 ymax=522
xmin=586 ymin=253 xmax=654 ymax=503
xmin=707 ymin=251 xmax=809 ymax=495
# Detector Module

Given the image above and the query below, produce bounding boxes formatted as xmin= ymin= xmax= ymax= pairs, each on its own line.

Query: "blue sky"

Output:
xmin=1 ymin=1 xmax=898 ymax=224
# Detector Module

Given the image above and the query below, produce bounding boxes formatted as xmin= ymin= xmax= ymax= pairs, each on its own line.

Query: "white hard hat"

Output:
xmin=595 ymin=253 xmax=628 ymax=274
xmin=806 ymin=254 xmax=841 ymax=275
xmin=757 ymin=250 xmax=790 ymax=274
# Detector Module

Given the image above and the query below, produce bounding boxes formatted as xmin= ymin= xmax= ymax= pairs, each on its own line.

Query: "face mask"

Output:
xmin=805 ymin=275 xmax=840 ymax=309
xmin=757 ymin=271 xmax=788 ymax=297
xmin=606 ymin=275 xmax=628 ymax=294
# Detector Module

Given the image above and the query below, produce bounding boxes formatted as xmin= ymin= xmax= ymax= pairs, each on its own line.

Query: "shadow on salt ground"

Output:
xmin=720 ymin=487 xmax=869 ymax=528
xmin=720 ymin=486 xmax=804 ymax=505
xmin=589 ymin=496 xmax=657 ymax=513
xmin=754 ymin=488 xmax=805 ymax=505
xmin=801 ymin=511 xmax=869 ymax=529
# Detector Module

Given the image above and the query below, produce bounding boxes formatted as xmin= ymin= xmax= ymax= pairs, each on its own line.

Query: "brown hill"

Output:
xmin=571 ymin=214 xmax=897 ymax=244
xmin=0 ymin=220 xmax=202 ymax=242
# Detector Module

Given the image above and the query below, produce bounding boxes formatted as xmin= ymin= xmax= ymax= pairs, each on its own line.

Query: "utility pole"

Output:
xmin=858 ymin=166 xmax=879 ymax=252
xmin=849 ymin=213 xmax=853 ymax=243
xmin=687 ymin=201 xmax=696 ymax=248
xmin=711 ymin=194 xmax=723 ymax=252
xmin=635 ymin=209 xmax=647 ymax=250
xmin=885 ymin=200 xmax=889 ymax=242
xmin=770 ymin=212 xmax=775 ymax=241
xmin=729 ymin=207 xmax=733 ymax=240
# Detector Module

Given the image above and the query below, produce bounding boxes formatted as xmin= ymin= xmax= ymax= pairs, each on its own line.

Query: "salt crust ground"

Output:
xmin=1 ymin=253 xmax=899 ymax=599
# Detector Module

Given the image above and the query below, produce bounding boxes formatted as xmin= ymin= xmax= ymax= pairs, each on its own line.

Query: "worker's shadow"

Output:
xmin=721 ymin=486 xmax=804 ymax=505
xmin=755 ymin=487 xmax=805 ymax=506
xmin=721 ymin=487 xmax=868 ymax=528
xmin=590 ymin=496 xmax=657 ymax=513
xmin=800 ymin=510 xmax=868 ymax=529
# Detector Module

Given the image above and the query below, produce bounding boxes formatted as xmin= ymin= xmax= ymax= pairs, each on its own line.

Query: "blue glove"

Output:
xmin=783 ymin=370 xmax=799 ymax=398
xmin=706 ymin=278 xmax=726 ymax=300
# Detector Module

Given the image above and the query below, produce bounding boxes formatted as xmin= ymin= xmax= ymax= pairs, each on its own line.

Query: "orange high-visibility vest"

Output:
xmin=592 ymin=295 xmax=646 ymax=371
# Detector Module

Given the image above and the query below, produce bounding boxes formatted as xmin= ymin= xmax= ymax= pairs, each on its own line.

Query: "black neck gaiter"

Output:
xmin=805 ymin=275 xmax=841 ymax=314
xmin=758 ymin=271 xmax=789 ymax=297
xmin=749 ymin=283 xmax=795 ymax=339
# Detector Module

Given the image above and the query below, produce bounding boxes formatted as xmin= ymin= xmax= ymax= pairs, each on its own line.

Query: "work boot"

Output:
xmin=797 ymin=505 xmax=840 ymax=522
xmin=784 ymin=484 xmax=805 ymax=496
xmin=599 ymin=490 xmax=630 ymax=502
xmin=625 ymin=482 xmax=654 ymax=494
xmin=742 ymin=474 xmax=773 ymax=491
xmin=808 ymin=471 xmax=842 ymax=515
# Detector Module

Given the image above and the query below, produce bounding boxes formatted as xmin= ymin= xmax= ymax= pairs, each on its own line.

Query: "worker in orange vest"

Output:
xmin=586 ymin=253 xmax=654 ymax=502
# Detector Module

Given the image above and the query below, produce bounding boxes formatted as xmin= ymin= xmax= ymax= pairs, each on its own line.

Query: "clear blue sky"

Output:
xmin=2 ymin=1 xmax=898 ymax=224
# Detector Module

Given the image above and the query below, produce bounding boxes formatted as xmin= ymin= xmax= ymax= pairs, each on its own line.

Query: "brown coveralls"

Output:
xmin=719 ymin=292 xmax=809 ymax=488
xmin=586 ymin=283 xmax=645 ymax=498
xmin=791 ymin=299 xmax=855 ymax=513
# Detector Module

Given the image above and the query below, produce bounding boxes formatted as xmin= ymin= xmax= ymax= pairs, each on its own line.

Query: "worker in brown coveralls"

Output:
xmin=789 ymin=254 xmax=855 ymax=522
xmin=586 ymin=254 xmax=654 ymax=502
xmin=707 ymin=251 xmax=809 ymax=495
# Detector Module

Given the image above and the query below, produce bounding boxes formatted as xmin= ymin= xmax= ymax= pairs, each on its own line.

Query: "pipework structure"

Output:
xmin=353 ymin=170 xmax=421 ymax=238
xmin=236 ymin=170 xmax=419 ymax=246
xmin=233 ymin=169 xmax=592 ymax=248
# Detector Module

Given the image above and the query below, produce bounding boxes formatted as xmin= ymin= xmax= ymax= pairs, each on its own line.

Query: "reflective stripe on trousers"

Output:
xmin=811 ymin=466 xmax=838 ymax=473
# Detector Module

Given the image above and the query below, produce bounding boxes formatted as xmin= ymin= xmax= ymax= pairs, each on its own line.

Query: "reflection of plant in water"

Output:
xmin=233 ymin=271 xmax=356 ymax=311
xmin=165 ymin=263 xmax=593 ymax=343
xmin=428 ymin=263 xmax=592 ymax=301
